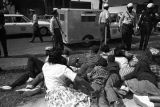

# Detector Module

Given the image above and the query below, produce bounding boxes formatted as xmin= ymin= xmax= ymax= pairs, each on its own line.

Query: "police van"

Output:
xmin=58 ymin=7 xmax=127 ymax=45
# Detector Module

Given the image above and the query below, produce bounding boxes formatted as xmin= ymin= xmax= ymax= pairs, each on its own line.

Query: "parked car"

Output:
xmin=4 ymin=14 xmax=50 ymax=36
xmin=38 ymin=14 xmax=53 ymax=22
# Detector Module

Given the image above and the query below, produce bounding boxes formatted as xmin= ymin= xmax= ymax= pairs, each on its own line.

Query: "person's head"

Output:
xmin=107 ymin=55 xmax=115 ymax=63
xmin=90 ymin=45 xmax=99 ymax=54
xmin=147 ymin=3 xmax=155 ymax=13
xmin=52 ymin=8 xmax=58 ymax=17
xmin=103 ymin=3 xmax=109 ymax=10
xmin=114 ymin=47 xmax=125 ymax=57
xmin=99 ymin=44 xmax=110 ymax=53
xmin=29 ymin=9 xmax=35 ymax=14
xmin=127 ymin=3 xmax=134 ymax=13
xmin=48 ymin=48 xmax=63 ymax=64
xmin=45 ymin=46 xmax=54 ymax=56
xmin=96 ymin=57 xmax=108 ymax=67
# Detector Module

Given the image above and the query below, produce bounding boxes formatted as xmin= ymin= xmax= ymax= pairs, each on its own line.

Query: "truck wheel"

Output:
xmin=39 ymin=27 xmax=48 ymax=36
xmin=82 ymin=35 xmax=94 ymax=47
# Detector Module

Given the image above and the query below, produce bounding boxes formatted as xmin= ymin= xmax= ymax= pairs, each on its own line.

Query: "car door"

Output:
xmin=110 ymin=13 xmax=121 ymax=39
xmin=14 ymin=16 xmax=33 ymax=34
xmin=4 ymin=16 xmax=17 ymax=35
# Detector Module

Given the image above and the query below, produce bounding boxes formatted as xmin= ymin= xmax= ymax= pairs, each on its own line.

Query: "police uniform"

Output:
xmin=50 ymin=9 xmax=64 ymax=50
xmin=138 ymin=3 xmax=157 ymax=50
xmin=30 ymin=12 xmax=43 ymax=43
xmin=0 ymin=10 xmax=8 ymax=57
xmin=119 ymin=3 xmax=136 ymax=51
xmin=99 ymin=3 xmax=110 ymax=47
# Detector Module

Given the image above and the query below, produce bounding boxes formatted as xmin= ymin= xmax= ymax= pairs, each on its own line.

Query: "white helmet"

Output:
xmin=103 ymin=3 xmax=109 ymax=8
xmin=147 ymin=3 xmax=154 ymax=8
xmin=127 ymin=3 xmax=134 ymax=8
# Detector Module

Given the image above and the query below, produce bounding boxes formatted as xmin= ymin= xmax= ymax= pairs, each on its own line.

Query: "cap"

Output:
xmin=147 ymin=3 xmax=154 ymax=8
xmin=127 ymin=3 xmax=134 ymax=8
xmin=103 ymin=3 xmax=109 ymax=8
xmin=53 ymin=8 xmax=58 ymax=11
xmin=29 ymin=9 xmax=35 ymax=12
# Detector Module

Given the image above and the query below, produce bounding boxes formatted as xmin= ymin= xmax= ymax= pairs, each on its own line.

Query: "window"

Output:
xmin=5 ymin=17 xmax=13 ymax=23
xmin=14 ymin=17 xmax=27 ymax=23
xmin=81 ymin=14 xmax=96 ymax=22
xmin=110 ymin=13 xmax=118 ymax=22
xmin=59 ymin=14 xmax=65 ymax=21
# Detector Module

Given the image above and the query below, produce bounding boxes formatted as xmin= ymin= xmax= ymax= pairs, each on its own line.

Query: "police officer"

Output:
xmin=50 ymin=8 xmax=64 ymax=50
xmin=30 ymin=9 xmax=43 ymax=43
xmin=138 ymin=3 xmax=157 ymax=50
xmin=119 ymin=3 xmax=137 ymax=51
xmin=0 ymin=10 xmax=8 ymax=57
xmin=99 ymin=3 xmax=110 ymax=48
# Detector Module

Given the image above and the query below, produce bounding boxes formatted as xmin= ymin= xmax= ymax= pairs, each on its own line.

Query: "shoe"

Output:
xmin=22 ymin=87 xmax=41 ymax=97
xmin=26 ymin=77 xmax=34 ymax=83
xmin=0 ymin=85 xmax=12 ymax=90
xmin=113 ymin=101 xmax=125 ymax=107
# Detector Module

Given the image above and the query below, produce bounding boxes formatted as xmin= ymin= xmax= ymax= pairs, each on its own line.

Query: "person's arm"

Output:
xmin=137 ymin=11 xmax=144 ymax=27
xmin=50 ymin=18 xmax=54 ymax=35
xmin=64 ymin=67 xmax=93 ymax=94
xmin=98 ymin=12 xmax=102 ymax=24
xmin=119 ymin=13 xmax=125 ymax=28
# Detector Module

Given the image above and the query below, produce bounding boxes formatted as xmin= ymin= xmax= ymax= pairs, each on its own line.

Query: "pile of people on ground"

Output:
xmin=1 ymin=45 xmax=160 ymax=107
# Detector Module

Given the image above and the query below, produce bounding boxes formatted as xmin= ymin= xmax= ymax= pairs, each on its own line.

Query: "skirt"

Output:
xmin=45 ymin=86 xmax=91 ymax=107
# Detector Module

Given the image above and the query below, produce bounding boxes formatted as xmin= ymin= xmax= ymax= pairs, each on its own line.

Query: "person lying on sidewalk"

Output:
xmin=87 ymin=57 xmax=110 ymax=107
xmin=77 ymin=46 xmax=101 ymax=80
xmin=104 ymin=55 xmax=125 ymax=107
xmin=0 ymin=47 xmax=75 ymax=91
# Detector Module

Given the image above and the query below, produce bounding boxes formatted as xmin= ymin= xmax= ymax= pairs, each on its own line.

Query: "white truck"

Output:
xmin=57 ymin=7 xmax=127 ymax=45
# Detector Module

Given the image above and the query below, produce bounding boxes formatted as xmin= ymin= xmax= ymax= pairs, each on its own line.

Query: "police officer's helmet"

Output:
xmin=127 ymin=3 xmax=134 ymax=8
xmin=103 ymin=3 xmax=109 ymax=9
xmin=147 ymin=3 xmax=154 ymax=8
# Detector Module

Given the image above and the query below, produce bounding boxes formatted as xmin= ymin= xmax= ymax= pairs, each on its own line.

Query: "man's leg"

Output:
xmin=27 ymin=73 xmax=44 ymax=88
xmin=27 ymin=56 xmax=44 ymax=78
xmin=104 ymin=73 xmax=122 ymax=105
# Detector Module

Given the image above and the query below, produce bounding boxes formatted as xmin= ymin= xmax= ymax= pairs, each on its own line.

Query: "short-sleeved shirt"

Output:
xmin=99 ymin=10 xmax=110 ymax=24
xmin=42 ymin=63 xmax=77 ymax=91
xmin=50 ymin=17 xmax=61 ymax=34
xmin=122 ymin=11 xmax=136 ymax=25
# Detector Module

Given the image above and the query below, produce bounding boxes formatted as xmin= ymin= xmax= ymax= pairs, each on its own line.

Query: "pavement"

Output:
xmin=0 ymin=36 xmax=151 ymax=107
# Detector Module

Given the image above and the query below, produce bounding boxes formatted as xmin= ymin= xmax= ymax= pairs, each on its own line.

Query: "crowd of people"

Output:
xmin=0 ymin=2 xmax=160 ymax=107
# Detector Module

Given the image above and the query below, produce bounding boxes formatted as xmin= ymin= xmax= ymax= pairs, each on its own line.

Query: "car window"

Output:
xmin=14 ymin=16 xmax=27 ymax=23
xmin=110 ymin=13 xmax=118 ymax=23
xmin=5 ymin=16 xmax=13 ymax=23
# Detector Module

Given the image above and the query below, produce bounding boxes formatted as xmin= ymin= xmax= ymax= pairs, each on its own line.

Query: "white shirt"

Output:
xmin=99 ymin=10 xmax=110 ymax=24
xmin=115 ymin=57 xmax=129 ymax=69
xmin=50 ymin=17 xmax=61 ymax=35
xmin=42 ymin=63 xmax=77 ymax=92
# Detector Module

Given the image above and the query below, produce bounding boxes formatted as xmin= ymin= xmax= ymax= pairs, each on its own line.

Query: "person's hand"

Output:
xmin=26 ymin=84 xmax=34 ymax=89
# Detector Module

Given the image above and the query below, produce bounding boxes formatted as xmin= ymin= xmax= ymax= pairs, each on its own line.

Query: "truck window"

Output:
xmin=59 ymin=14 xmax=65 ymax=21
xmin=81 ymin=14 xmax=96 ymax=22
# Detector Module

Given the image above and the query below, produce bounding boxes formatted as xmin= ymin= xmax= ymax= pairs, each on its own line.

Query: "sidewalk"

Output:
xmin=0 ymin=36 xmax=52 ymax=70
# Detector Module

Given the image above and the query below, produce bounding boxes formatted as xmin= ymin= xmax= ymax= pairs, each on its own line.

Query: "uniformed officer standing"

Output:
xmin=119 ymin=3 xmax=137 ymax=51
xmin=30 ymin=9 xmax=43 ymax=43
xmin=138 ymin=3 xmax=157 ymax=50
xmin=0 ymin=10 xmax=8 ymax=57
xmin=99 ymin=3 xmax=110 ymax=47
xmin=50 ymin=8 xmax=64 ymax=50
